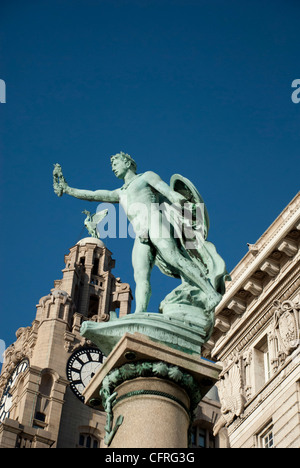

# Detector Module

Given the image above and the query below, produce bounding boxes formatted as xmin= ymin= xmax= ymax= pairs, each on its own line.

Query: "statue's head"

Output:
xmin=110 ymin=152 xmax=137 ymax=178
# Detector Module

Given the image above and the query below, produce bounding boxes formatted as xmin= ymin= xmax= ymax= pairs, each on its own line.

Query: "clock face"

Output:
xmin=66 ymin=348 xmax=104 ymax=402
xmin=0 ymin=359 xmax=29 ymax=423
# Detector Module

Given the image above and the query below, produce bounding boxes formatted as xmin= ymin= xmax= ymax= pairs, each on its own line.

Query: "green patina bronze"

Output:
xmin=53 ymin=152 xmax=230 ymax=355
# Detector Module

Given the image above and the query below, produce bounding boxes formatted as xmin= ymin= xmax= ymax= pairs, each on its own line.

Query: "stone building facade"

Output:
xmin=204 ymin=191 xmax=300 ymax=448
xmin=0 ymin=237 xmax=133 ymax=448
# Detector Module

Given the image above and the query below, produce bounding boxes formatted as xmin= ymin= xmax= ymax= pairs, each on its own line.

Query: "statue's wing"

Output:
xmin=170 ymin=174 xmax=210 ymax=239
xmin=93 ymin=209 xmax=109 ymax=224
xmin=169 ymin=174 xmax=230 ymax=294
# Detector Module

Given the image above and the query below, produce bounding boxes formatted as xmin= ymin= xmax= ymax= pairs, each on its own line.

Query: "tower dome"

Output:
xmin=76 ymin=237 xmax=105 ymax=248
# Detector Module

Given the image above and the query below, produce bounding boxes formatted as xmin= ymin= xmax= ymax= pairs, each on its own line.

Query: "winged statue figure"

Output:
xmin=82 ymin=209 xmax=108 ymax=239
xmin=53 ymin=152 xmax=230 ymax=356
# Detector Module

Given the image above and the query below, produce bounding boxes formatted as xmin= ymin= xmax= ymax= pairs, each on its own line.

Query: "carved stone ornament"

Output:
xmin=273 ymin=295 xmax=300 ymax=357
xmin=0 ymin=327 xmax=35 ymax=396
xmin=214 ymin=360 xmax=246 ymax=435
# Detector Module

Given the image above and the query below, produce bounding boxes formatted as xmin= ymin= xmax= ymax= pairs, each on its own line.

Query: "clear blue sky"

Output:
xmin=0 ymin=0 xmax=299 ymax=351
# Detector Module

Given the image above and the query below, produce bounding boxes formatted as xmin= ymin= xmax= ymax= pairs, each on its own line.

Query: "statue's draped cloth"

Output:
xmin=154 ymin=174 xmax=229 ymax=316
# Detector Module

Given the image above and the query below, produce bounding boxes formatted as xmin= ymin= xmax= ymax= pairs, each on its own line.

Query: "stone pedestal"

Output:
xmin=83 ymin=332 xmax=221 ymax=449
xmin=110 ymin=377 xmax=190 ymax=448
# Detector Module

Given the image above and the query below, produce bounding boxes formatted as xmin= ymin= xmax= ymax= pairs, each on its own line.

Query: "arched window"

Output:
xmin=92 ymin=257 xmax=99 ymax=276
xmin=33 ymin=371 xmax=55 ymax=429
xmin=88 ymin=295 xmax=99 ymax=318
xmin=39 ymin=373 xmax=53 ymax=397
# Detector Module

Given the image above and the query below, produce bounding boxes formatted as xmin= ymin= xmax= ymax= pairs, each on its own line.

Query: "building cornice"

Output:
xmin=213 ymin=262 xmax=300 ymax=360
xmin=206 ymin=192 xmax=300 ymax=361
xmin=221 ymin=192 xmax=300 ymax=295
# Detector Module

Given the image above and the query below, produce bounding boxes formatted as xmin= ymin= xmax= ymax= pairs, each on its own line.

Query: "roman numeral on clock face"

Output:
xmin=66 ymin=348 xmax=104 ymax=402
xmin=0 ymin=359 xmax=29 ymax=423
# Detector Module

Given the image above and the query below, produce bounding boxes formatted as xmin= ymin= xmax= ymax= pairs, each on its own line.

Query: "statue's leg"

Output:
xmin=132 ymin=237 xmax=155 ymax=313
xmin=151 ymin=235 xmax=221 ymax=310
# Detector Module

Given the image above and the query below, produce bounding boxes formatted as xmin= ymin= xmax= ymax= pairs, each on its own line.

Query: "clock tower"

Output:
xmin=0 ymin=237 xmax=132 ymax=448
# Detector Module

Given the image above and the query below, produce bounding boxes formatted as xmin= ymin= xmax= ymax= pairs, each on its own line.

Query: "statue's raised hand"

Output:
xmin=53 ymin=163 xmax=68 ymax=197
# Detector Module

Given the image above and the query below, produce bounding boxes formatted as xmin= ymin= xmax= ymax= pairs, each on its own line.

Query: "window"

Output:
xmin=35 ymin=412 xmax=46 ymax=422
xmin=198 ymin=428 xmax=206 ymax=448
xmin=16 ymin=436 xmax=33 ymax=449
xmin=257 ymin=423 xmax=275 ymax=448
xmin=253 ymin=335 xmax=271 ymax=391
xmin=190 ymin=426 xmax=216 ymax=448
xmin=87 ymin=295 xmax=99 ymax=318
xmin=262 ymin=430 xmax=274 ymax=448
xmin=92 ymin=258 xmax=99 ymax=276
xmin=78 ymin=433 xmax=99 ymax=449
xmin=264 ymin=348 xmax=271 ymax=382
xmin=39 ymin=373 xmax=53 ymax=397
xmin=59 ymin=304 xmax=64 ymax=319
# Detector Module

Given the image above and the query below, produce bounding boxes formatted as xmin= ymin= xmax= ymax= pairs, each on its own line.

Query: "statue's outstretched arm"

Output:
xmin=144 ymin=171 xmax=185 ymax=205
xmin=65 ymin=186 xmax=120 ymax=202
xmin=53 ymin=163 xmax=120 ymax=203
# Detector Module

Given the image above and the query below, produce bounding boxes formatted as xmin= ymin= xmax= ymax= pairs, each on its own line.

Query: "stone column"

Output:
xmin=83 ymin=333 xmax=221 ymax=449
xmin=110 ymin=376 xmax=190 ymax=448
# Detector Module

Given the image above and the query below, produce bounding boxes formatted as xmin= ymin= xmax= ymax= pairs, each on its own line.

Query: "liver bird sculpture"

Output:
xmin=82 ymin=209 xmax=108 ymax=238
